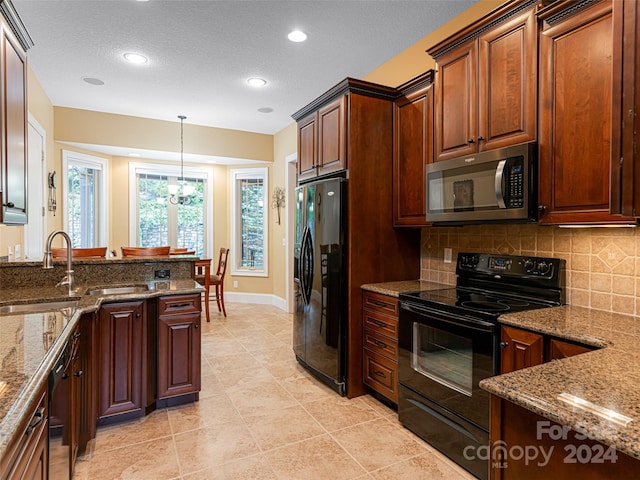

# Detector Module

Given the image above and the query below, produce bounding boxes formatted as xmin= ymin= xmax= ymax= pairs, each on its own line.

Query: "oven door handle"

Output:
xmin=400 ymin=302 xmax=495 ymax=333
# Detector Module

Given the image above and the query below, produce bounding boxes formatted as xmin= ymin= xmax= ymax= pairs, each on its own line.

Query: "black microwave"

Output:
xmin=426 ymin=142 xmax=537 ymax=224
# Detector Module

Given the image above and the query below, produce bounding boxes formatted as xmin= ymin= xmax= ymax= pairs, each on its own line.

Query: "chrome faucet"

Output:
xmin=43 ymin=230 xmax=75 ymax=296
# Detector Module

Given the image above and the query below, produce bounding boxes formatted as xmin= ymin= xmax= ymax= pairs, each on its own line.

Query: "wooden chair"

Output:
xmin=121 ymin=246 xmax=171 ymax=257
xmin=169 ymin=248 xmax=196 ymax=255
xmin=195 ymin=247 xmax=230 ymax=319
xmin=51 ymin=247 xmax=107 ymax=259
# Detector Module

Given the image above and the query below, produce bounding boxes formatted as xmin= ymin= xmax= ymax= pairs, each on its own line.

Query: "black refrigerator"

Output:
xmin=293 ymin=176 xmax=347 ymax=395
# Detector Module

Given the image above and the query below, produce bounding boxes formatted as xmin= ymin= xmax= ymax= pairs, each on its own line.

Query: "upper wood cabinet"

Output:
xmin=0 ymin=1 xmax=32 ymax=224
xmin=393 ymin=72 xmax=433 ymax=227
xmin=292 ymin=78 xmax=396 ymax=183
xmin=538 ymin=0 xmax=635 ymax=224
xmin=612 ymin=0 xmax=640 ymax=217
xmin=428 ymin=3 xmax=537 ymax=162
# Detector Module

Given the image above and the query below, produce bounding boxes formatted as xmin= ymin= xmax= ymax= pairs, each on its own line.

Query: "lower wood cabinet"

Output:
xmin=0 ymin=385 xmax=47 ymax=480
xmin=98 ymin=301 xmax=146 ymax=422
xmin=157 ymin=294 xmax=201 ymax=399
xmin=500 ymin=325 xmax=596 ymax=374
xmin=490 ymin=395 xmax=640 ymax=479
xmin=362 ymin=290 xmax=399 ymax=404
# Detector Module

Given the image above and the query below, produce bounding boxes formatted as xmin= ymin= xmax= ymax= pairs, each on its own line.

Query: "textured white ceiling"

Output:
xmin=14 ymin=0 xmax=476 ymax=160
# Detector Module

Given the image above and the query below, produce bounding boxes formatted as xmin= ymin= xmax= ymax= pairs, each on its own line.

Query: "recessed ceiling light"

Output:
xmin=288 ymin=30 xmax=307 ymax=42
xmin=257 ymin=107 xmax=274 ymax=113
xmin=123 ymin=52 xmax=148 ymax=64
xmin=82 ymin=76 xmax=104 ymax=86
xmin=247 ymin=77 xmax=267 ymax=87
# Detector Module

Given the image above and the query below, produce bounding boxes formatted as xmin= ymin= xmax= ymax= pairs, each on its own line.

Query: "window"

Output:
xmin=129 ymin=163 xmax=212 ymax=258
xmin=62 ymin=151 xmax=108 ymax=247
xmin=230 ymin=167 xmax=268 ymax=276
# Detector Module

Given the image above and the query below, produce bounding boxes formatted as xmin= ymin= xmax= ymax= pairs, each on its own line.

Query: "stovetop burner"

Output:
xmin=400 ymin=252 xmax=565 ymax=318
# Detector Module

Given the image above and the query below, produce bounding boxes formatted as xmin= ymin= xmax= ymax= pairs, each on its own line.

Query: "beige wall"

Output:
xmin=421 ymin=225 xmax=640 ymax=316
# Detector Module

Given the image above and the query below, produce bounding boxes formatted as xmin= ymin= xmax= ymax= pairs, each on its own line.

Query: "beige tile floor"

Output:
xmin=72 ymin=303 xmax=477 ymax=480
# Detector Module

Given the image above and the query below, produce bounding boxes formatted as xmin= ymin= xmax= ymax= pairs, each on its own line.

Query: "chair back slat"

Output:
xmin=121 ymin=246 xmax=171 ymax=257
xmin=51 ymin=247 xmax=107 ymax=259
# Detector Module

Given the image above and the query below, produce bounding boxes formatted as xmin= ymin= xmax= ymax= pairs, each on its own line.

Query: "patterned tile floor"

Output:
xmin=72 ymin=303 xmax=477 ymax=479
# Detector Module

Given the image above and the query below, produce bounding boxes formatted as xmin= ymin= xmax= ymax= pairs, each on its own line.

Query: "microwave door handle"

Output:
xmin=495 ymin=159 xmax=507 ymax=208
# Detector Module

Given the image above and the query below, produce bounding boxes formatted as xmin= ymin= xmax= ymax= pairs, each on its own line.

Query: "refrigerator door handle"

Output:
xmin=300 ymin=227 xmax=314 ymax=305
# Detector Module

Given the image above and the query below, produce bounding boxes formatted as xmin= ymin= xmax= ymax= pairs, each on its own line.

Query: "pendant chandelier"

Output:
xmin=168 ymin=115 xmax=195 ymax=204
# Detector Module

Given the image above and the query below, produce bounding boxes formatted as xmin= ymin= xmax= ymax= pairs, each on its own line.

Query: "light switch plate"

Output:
xmin=444 ymin=248 xmax=453 ymax=264
xmin=14 ymin=245 xmax=20 ymax=260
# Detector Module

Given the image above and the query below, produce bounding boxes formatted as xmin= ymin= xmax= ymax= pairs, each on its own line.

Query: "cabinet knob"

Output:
xmin=74 ymin=370 xmax=84 ymax=378
xmin=467 ymin=138 xmax=475 ymax=144
xmin=477 ymin=136 xmax=485 ymax=142
xmin=500 ymin=342 xmax=509 ymax=348
xmin=538 ymin=205 xmax=546 ymax=213
xmin=194 ymin=324 xmax=199 ymax=329
xmin=136 ymin=313 xmax=141 ymax=318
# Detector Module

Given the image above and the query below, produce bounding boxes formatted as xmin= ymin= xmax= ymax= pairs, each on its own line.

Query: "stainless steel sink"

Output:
xmin=86 ymin=285 xmax=149 ymax=296
xmin=0 ymin=300 xmax=79 ymax=315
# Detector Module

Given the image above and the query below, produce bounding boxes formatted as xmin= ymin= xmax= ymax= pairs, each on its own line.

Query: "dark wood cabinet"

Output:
xmin=0 ymin=1 xmax=31 ymax=224
xmin=98 ymin=301 xmax=146 ymax=422
xmin=393 ymin=72 xmax=433 ymax=227
xmin=490 ymin=396 xmax=640 ymax=479
xmin=157 ymin=294 xmax=201 ymax=400
xmin=296 ymin=95 xmax=346 ymax=182
xmin=0 ymin=385 xmax=47 ymax=480
xmin=500 ymin=325 xmax=544 ymax=374
xmin=538 ymin=0 xmax=635 ymax=224
xmin=500 ymin=325 xmax=596 ymax=374
xmin=611 ymin=0 xmax=640 ymax=217
xmin=429 ymin=5 xmax=537 ymax=162
xmin=362 ymin=290 xmax=399 ymax=404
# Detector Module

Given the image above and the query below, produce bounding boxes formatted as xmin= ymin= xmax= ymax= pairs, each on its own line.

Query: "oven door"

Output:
xmin=398 ymin=300 xmax=498 ymax=431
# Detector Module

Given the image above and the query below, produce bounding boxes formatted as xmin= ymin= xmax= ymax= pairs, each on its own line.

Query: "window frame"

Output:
xmin=62 ymin=150 xmax=109 ymax=248
xmin=128 ymin=162 xmax=214 ymax=257
xmin=230 ymin=167 xmax=268 ymax=277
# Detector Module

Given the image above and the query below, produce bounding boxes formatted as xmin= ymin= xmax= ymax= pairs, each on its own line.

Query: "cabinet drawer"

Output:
xmin=363 ymin=348 xmax=398 ymax=403
xmin=363 ymin=328 xmax=398 ymax=360
xmin=158 ymin=294 xmax=201 ymax=316
xmin=363 ymin=309 xmax=398 ymax=339
xmin=363 ymin=291 xmax=398 ymax=317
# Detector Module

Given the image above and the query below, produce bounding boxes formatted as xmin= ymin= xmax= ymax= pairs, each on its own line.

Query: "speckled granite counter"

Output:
xmin=480 ymin=305 xmax=640 ymax=460
xmin=361 ymin=280 xmax=449 ymax=297
xmin=0 ymin=277 xmax=203 ymax=464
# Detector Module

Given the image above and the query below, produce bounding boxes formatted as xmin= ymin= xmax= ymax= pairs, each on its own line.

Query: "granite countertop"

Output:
xmin=0 ymin=279 xmax=203 ymax=461
xmin=361 ymin=280 xmax=449 ymax=297
xmin=480 ymin=305 xmax=640 ymax=460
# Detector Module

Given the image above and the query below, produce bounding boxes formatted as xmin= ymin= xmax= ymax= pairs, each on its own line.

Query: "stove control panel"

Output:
xmin=457 ymin=252 xmax=564 ymax=280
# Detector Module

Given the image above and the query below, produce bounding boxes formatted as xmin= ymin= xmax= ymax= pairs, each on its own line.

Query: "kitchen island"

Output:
xmin=0 ymin=256 xmax=203 ymax=478
xmin=481 ymin=306 xmax=640 ymax=478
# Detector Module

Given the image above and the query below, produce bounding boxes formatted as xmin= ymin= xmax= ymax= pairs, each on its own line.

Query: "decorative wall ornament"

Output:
xmin=272 ymin=187 xmax=286 ymax=225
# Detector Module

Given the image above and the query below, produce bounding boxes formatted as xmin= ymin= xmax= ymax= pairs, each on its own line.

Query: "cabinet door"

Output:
xmin=98 ymin=301 xmax=146 ymax=420
xmin=0 ymin=22 xmax=27 ymax=224
xmin=433 ymin=40 xmax=477 ymax=161
xmin=157 ymin=312 xmax=201 ymax=398
xmin=393 ymin=84 xmax=433 ymax=226
xmin=500 ymin=325 xmax=543 ymax=374
xmin=297 ymin=112 xmax=317 ymax=181
xmin=548 ymin=338 xmax=593 ymax=361
xmin=317 ymin=95 xmax=346 ymax=175
xmin=478 ymin=9 xmax=536 ymax=151
xmin=538 ymin=0 xmax=632 ymax=224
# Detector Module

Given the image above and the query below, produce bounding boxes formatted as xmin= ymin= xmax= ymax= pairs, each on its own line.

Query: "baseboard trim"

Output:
xmin=217 ymin=292 xmax=287 ymax=311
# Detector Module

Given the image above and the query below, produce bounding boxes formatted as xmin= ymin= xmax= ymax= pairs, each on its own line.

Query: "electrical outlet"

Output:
xmin=233 ymin=281 xmax=238 ymax=288
xmin=444 ymin=248 xmax=453 ymax=264
xmin=14 ymin=245 xmax=20 ymax=260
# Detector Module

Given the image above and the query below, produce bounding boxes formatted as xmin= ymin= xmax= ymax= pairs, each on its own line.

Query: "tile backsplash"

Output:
xmin=421 ymin=224 xmax=639 ymax=316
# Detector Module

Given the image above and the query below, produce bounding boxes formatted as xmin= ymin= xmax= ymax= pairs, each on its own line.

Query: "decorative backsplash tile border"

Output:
xmin=421 ymin=225 xmax=639 ymax=316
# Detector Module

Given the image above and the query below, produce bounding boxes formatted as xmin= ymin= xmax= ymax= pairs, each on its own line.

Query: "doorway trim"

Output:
xmin=285 ymin=152 xmax=297 ymax=313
